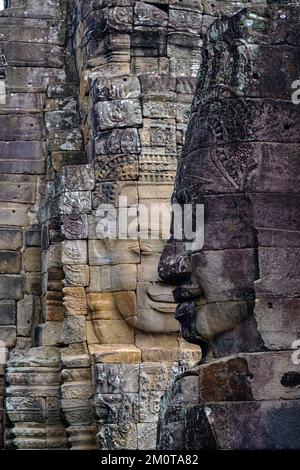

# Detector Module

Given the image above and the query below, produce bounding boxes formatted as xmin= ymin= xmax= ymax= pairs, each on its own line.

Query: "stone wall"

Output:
xmin=0 ymin=0 xmax=274 ymax=451
xmin=0 ymin=0 xmax=70 ymax=449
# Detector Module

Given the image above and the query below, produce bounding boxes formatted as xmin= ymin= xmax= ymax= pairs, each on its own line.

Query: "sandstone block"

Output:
xmin=59 ymin=191 xmax=91 ymax=215
xmin=89 ymin=344 xmax=141 ymax=364
xmin=92 ymin=75 xmax=140 ymax=102
xmin=87 ymin=292 xmax=123 ymax=321
xmin=137 ymin=423 xmax=157 ymax=450
xmin=61 ymin=214 xmax=88 ymax=240
xmin=64 ymin=265 xmax=90 ymax=287
xmin=94 ymin=364 xmax=139 ymax=394
xmin=95 ymin=128 xmax=140 ymax=155
xmin=17 ymin=295 xmax=36 ymax=336
xmin=88 ymin=239 xmax=140 ymax=265
xmin=62 ymin=240 xmax=88 ymax=265
xmin=0 ymin=301 xmax=16 ymax=325
xmin=93 ymin=99 xmax=142 ymax=131
xmin=61 ymin=343 xmax=90 ymax=369
xmin=61 ymin=382 xmax=92 ymax=400
xmin=255 ymin=298 xmax=300 ymax=350
xmin=139 ymin=390 xmax=164 ymax=422
xmin=86 ymin=318 xmax=134 ymax=345
xmin=63 ymin=287 xmax=87 ymax=316
xmin=38 ymin=322 xmax=62 ymax=346
xmin=0 ymin=229 xmax=22 ymax=250
xmin=58 ymin=165 xmax=94 ymax=192
xmin=94 ymin=392 xmax=139 ymax=424
xmin=0 ymin=275 xmax=23 ymax=300
xmin=0 ymin=326 xmax=16 ymax=348
xmin=60 ymin=316 xmax=87 ymax=345
xmin=0 ymin=251 xmax=21 ymax=274
xmin=89 ymin=265 xmax=137 ymax=292
xmin=24 ymin=248 xmax=41 ymax=272
xmin=97 ymin=423 xmax=137 ymax=450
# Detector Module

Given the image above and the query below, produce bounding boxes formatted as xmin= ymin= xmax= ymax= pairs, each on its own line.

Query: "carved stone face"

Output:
xmin=158 ymin=7 xmax=300 ymax=359
xmin=88 ymin=179 xmax=180 ymax=342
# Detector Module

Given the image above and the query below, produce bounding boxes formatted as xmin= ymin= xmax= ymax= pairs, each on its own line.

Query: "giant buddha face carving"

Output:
xmin=88 ymin=177 xmax=180 ymax=346
xmin=158 ymin=6 xmax=300 ymax=360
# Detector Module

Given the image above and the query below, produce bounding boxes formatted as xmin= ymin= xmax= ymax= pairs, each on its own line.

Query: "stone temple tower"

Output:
xmin=0 ymin=0 xmax=299 ymax=451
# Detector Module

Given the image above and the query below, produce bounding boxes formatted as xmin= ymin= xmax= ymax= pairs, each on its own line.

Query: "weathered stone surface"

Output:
xmin=140 ymin=362 xmax=180 ymax=392
xmin=17 ymin=295 xmax=36 ymax=336
xmin=0 ymin=114 xmax=42 ymax=141
xmin=61 ymin=343 xmax=90 ymax=369
xmin=61 ymin=382 xmax=92 ymax=400
xmin=6 ymin=397 xmax=46 ymax=423
xmin=94 ymin=392 xmax=139 ymax=424
xmin=42 ymin=291 xmax=64 ymax=322
xmin=113 ymin=291 xmax=137 ymax=326
xmin=45 ymin=110 xmax=79 ymax=131
xmin=0 ymin=203 xmax=30 ymax=226
xmin=0 ymin=174 xmax=36 ymax=204
xmin=0 ymin=301 xmax=16 ymax=326
xmin=38 ymin=322 xmax=62 ymax=347
xmin=64 ymin=264 xmax=90 ymax=287
xmin=191 ymin=249 xmax=257 ymax=303
xmin=0 ymin=326 xmax=16 ymax=348
xmin=92 ymin=76 xmax=141 ymax=102
xmin=93 ymin=99 xmax=142 ymax=131
xmin=24 ymin=248 xmax=41 ymax=272
xmin=87 ymin=318 xmax=134 ymax=345
xmin=87 ymin=292 xmax=123 ymax=321
xmin=134 ymin=3 xmax=168 ymax=27
xmin=184 ymin=401 xmax=300 ymax=450
xmin=25 ymin=228 xmax=41 ymax=247
xmin=136 ymin=282 xmax=178 ymax=333
xmin=59 ymin=191 xmax=92 ymax=215
xmin=203 ymin=194 xmax=256 ymax=250
xmin=58 ymin=165 xmax=94 ymax=192
xmin=97 ymin=423 xmax=137 ymax=450
xmin=62 ymin=240 xmax=87 ymax=265
xmin=139 ymin=390 xmax=164 ymax=423
xmin=88 ymin=240 xmax=140 ymax=265
xmin=95 ymin=128 xmax=140 ymax=156
xmin=0 ymin=251 xmax=21 ymax=274
xmin=60 ymin=316 xmax=87 ymax=345
xmin=255 ymin=298 xmax=300 ymax=350
xmin=61 ymin=398 xmax=93 ymax=426
xmin=0 ymin=229 xmax=22 ymax=250
xmin=89 ymin=265 xmax=137 ymax=292
xmin=94 ymin=153 xmax=139 ymax=181
xmin=89 ymin=344 xmax=141 ymax=364
xmin=137 ymin=423 xmax=157 ymax=450
xmin=7 ymin=347 xmax=60 ymax=368
xmin=255 ymin=248 xmax=300 ymax=298
xmin=48 ymin=129 xmax=83 ymax=152
xmin=0 ymin=275 xmax=23 ymax=300
xmin=94 ymin=364 xmax=139 ymax=394
xmin=0 ymin=18 xmax=66 ymax=45
xmin=63 ymin=287 xmax=87 ymax=316
xmin=61 ymin=214 xmax=88 ymax=240
xmin=139 ymin=118 xmax=176 ymax=150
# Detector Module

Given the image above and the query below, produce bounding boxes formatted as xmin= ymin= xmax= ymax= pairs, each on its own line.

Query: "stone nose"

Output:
xmin=158 ymin=240 xmax=192 ymax=284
